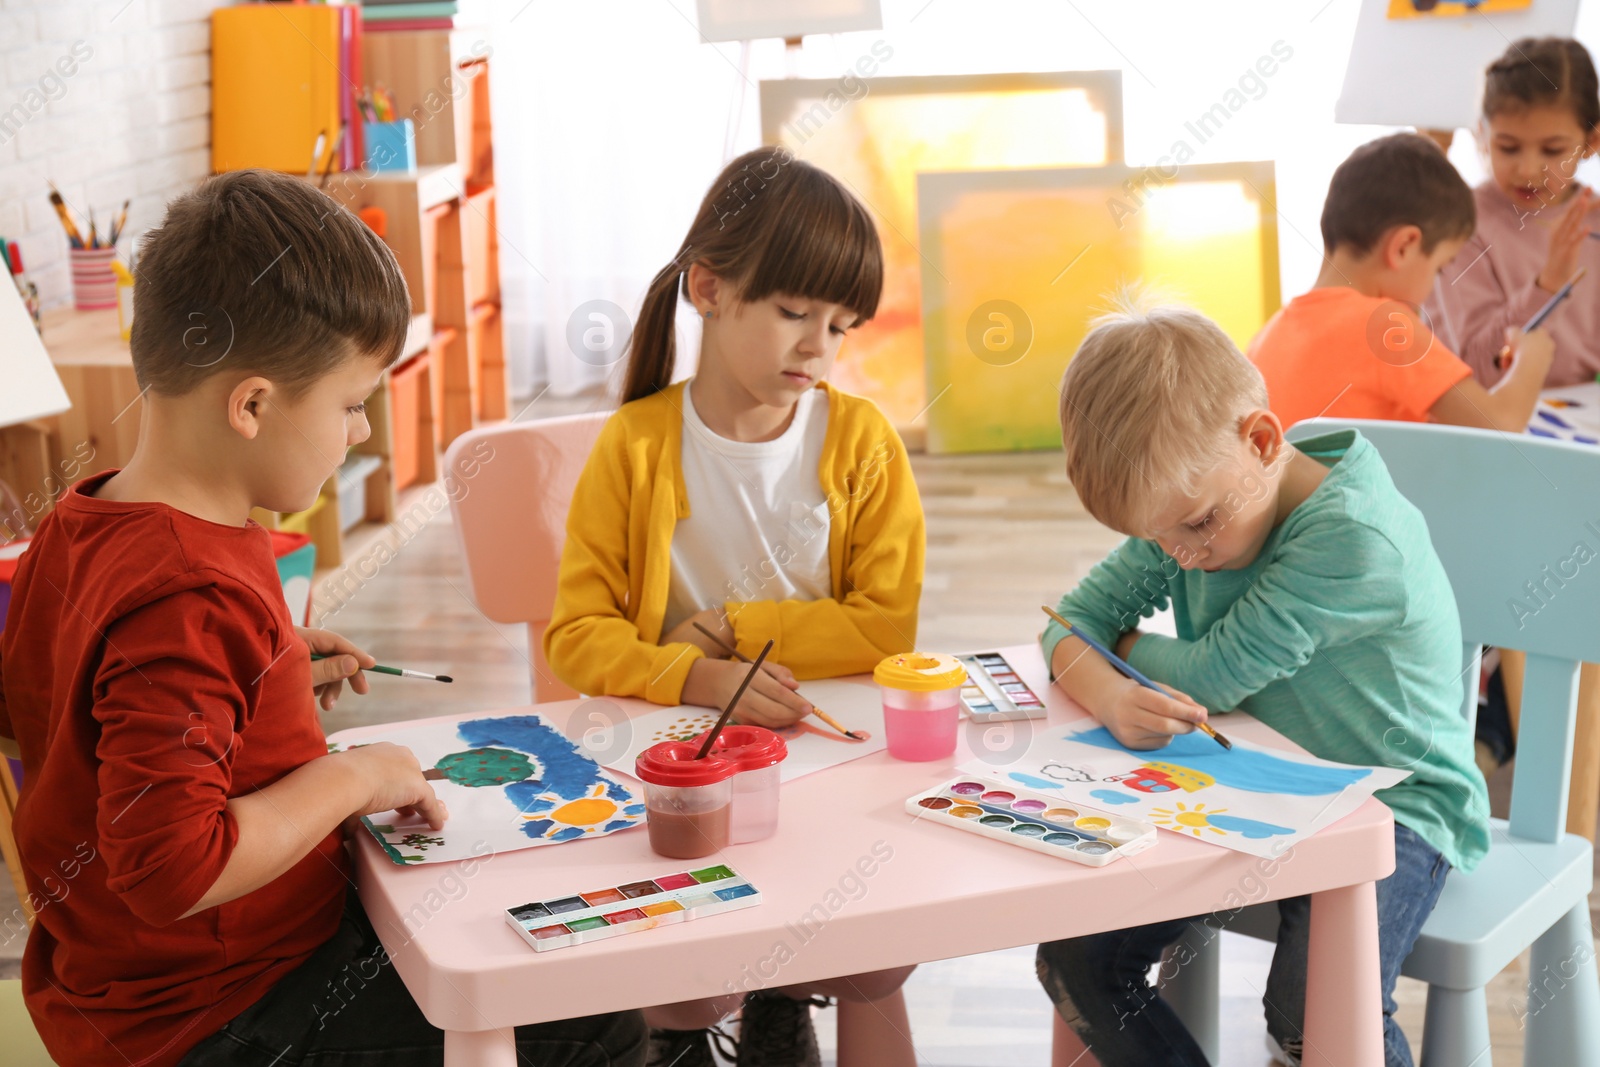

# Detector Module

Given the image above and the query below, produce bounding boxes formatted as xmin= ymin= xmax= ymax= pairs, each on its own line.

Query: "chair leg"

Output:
xmin=1159 ymin=923 xmax=1221 ymax=1066
xmin=1524 ymin=900 xmax=1600 ymax=1067
xmin=1420 ymin=984 xmax=1492 ymax=1067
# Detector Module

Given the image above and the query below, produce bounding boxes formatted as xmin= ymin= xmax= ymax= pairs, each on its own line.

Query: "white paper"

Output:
xmin=586 ymin=677 xmax=886 ymax=783
xmin=326 ymin=713 xmax=645 ymax=865
xmin=1531 ymin=383 xmax=1600 ymax=445
xmin=960 ymin=721 xmax=1410 ymax=859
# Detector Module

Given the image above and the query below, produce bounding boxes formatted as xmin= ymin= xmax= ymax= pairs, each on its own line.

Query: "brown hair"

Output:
xmin=1059 ymin=297 xmax=1268 ymax=536
xmin=130 ymin=169 xmax=411 ymax=396
xmin=1484 ymin=36 xmax=1600 ymax=132
xmin=1320 ymin=133 xmax=1475 ymax=256
xmin=621 ymin=146 xmax=883 ymax=404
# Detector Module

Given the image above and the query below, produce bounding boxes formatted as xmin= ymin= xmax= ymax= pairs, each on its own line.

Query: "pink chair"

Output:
xmin=444 ymin=412 xmax=609 ymax=702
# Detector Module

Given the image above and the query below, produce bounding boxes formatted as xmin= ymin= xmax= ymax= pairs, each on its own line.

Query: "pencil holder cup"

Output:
xmin=70 ymin=247 xmax=119 ymax=311
xmin=635 ymin=743 xmax=737 ymax=859
xmin=363 ymin=119 xmax=417 ymax=173
xmin=875 ymin=653 xmax=968 ymax=762
xmin=688 ymin=725 xmax=787 ymax=844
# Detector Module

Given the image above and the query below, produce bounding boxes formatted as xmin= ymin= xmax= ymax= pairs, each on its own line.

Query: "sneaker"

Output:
xmin=647 ymin=1028 xmax=718 ymax=1067
xmin=735 ymin=992 xmax=828 ymax=1067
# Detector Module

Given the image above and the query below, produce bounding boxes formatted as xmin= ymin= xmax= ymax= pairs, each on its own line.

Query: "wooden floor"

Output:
xmin=0 ymin=389 xmax=1577 ymax=1064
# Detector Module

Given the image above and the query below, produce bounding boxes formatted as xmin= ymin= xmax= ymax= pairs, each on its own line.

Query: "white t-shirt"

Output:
xmin=662 ymin=381 xmax=833 ymax=635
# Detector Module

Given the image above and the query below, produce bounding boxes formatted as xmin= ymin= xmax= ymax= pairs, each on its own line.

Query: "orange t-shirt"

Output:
xmin=1249 ymin=287 xmax=1473 ymax=428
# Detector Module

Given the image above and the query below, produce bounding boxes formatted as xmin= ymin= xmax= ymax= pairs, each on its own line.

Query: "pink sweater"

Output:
xmin=1425 ymin=181 xmax=1600 ymax=388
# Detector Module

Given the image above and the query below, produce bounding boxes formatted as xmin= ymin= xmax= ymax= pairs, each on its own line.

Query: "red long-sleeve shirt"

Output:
xmin=0 ymin=472 xmax=347 ymax=1066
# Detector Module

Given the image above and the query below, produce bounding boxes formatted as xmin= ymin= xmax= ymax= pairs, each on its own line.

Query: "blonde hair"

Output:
xmin=1059 ymin=299 xmax=1268 ymax=535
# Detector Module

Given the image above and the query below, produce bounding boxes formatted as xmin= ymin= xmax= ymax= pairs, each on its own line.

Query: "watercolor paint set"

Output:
xmin=906 ymin=775 xmax=1157 ymax=867
xmin=956 ymin=652 xmax=1047 ymax=722
xmin=505 ymin=864 xmax=761 ymax=951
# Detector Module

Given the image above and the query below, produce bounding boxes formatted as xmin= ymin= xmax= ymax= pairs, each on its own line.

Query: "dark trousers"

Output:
xmin=180 ymin=889 xmax=647 ymax=1067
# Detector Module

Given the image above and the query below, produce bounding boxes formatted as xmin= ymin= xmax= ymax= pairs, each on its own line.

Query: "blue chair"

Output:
xmin=1159 ymin=419 xmax=1600 ymax=1066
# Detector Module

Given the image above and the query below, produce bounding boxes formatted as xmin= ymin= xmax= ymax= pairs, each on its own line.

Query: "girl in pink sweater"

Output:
xmin=1427 ymin=37 xmax=1600 ymax=387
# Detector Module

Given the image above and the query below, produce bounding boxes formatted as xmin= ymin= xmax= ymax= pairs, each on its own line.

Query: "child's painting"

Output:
xmin=588 ymin=678 xmax=887 ymax=784
xmin=327 ymin=714 xmax=646 ymax=865
xmin=917 ymin=162 xmax=1281 ymax=453
xmin=761 ymin=71 xmax=1122 ymax=427
xmin=1529 ymin=383 xmax=1600 ymax=446
xmin=961 ymin=722 xmax=1409 ymax=859
xmin=1387 ymin=0 xmax=1531 ymax=18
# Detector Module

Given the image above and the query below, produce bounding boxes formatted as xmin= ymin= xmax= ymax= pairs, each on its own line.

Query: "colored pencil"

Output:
xmin=692 ymin=622 xmax=865 ymax=740
xmin=695 ymin=640 xmax=772 ymax=759
xmin=311 ymin=652 xmax=453 ymax=683
xmin=1041 ymin=605 xmax=1232 ymax=751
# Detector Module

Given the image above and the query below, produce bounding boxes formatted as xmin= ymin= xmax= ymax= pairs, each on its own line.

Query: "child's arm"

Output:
xmin=720 ymin=431 xmax=923 ymax=679
xmin=1121 ymin=519 xmax=1408 ymax=714
xmin=1428 ymin=327 xmax=1555 ymax=431
xmin=94 ymin=593 xmax=444 ymax=927
xmin=1041 ymin=538 xmax=1207 ymax=749
xmin=180 ymin=742 xmax=443 ymax=919
xmin=545 ymin=417 xmax=710 ymax=705
xmin=1432 ymin=202 xmax=1581 ymax=384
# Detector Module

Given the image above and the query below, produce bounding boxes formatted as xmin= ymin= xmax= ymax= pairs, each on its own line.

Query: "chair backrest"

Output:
xmin=1288 ymin=419 xmax=1600 ymax=842
xmin=443 ymin=411 xmax=608 ymax=627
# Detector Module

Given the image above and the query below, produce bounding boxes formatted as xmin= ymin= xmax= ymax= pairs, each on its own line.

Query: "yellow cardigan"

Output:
xmin=545 ymin=380 xmax=924 ymax=705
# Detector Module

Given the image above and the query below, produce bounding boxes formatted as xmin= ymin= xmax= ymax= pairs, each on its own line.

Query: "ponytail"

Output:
xmin=621 ymin=255 xmax=687 ymax=404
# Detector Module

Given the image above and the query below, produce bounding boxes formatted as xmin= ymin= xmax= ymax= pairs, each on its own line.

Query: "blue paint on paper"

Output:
xmin=1090 ymin=789 xmax=1139 ymax=805
xmin=457 ymin=715 xmax=643 ymax=842
xmin=1009 ymin=771 xmax=1065 ymax=791
xmin=1206 ymin=815 xmax=1293 ymax=839
xmin=1069 ymin=726 xmax=1369 ymax=796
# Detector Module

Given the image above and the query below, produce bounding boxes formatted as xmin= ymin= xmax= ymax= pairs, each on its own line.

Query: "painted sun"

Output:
xmin=1149 ymin=801 xmax=1229 ymax=837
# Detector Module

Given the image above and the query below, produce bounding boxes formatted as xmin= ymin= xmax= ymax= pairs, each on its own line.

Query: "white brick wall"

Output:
xmin=0 ymin=0 xmax=226 ymax=309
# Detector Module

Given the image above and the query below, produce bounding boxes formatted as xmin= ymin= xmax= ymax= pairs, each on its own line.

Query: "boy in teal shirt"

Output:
xmin=1036 ymin=302 xmax=1487 ymax=1067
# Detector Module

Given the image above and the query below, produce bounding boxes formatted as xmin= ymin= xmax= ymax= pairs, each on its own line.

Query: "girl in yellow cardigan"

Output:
xmin=547 ymin=147 xmax=922 ymax=1067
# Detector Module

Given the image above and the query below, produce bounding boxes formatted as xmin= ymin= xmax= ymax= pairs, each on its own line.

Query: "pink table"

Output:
xmin=344 ymin=644 xmax=1393 ymax=1067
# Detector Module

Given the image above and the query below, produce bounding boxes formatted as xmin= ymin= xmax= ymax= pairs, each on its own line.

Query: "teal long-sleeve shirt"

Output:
xmin=1041 ymin=429 xmax=1489 ymax=872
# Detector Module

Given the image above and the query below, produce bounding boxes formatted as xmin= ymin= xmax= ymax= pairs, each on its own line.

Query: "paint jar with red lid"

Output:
xmin=634 ymin=742 xmax=737 ymax=859
xmin=875 ymin=652 xmax=968 ymax=761
xmin=689 ymin=725 xmax=787 ymax=844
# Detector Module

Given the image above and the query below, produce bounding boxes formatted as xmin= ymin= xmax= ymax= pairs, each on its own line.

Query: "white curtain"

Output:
xmin=483 ymin=0 xmax=1600 ymax=401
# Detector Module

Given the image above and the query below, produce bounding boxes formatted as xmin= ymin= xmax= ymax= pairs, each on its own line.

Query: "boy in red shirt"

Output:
xmin=0 ymin=170 xmax=645 ymax=1067
xmin=1251 ymin=132 xmax=1555 ymax=431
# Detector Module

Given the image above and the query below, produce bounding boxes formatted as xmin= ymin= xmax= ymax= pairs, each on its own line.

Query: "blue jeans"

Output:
xmin=1036 ymin=823 xmax=1451 ymax=1067
xmin=179 ymin=888 xmax=647 ymax=1066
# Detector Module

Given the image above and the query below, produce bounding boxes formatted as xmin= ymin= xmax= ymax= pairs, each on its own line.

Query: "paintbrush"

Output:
xmin=1041 ymin=605 xmax=1232 ymax=751
xmin=311 ymin=652 xmax=453 ymax=683
xmin=47 ymin=183 xmax=83 ymax=248
xmin=692 ymin=621 xmax=865 ymax=740
xmin=696 ymin=640 xmax=773 ymax=759
xmin=1497 ymin=267 xmax=1586 ymax=369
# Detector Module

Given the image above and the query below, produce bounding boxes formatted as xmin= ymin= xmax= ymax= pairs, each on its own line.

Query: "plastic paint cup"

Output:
xmin=634 ymin=742 xmax=737 ymax=860
xmin=874 ymin=652 xmax=968 ymax=761
xmin=688 ymin=724 xmax=788 ymax=844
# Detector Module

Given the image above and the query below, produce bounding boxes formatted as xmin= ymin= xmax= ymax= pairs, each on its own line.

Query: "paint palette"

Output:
xmin=957 ymin=652 xmax=1047 ymax=722
xmin=906 ymin=775 xmax=1157 ymax=867
xmin=505 ymin=864 xmax=761 ymax=952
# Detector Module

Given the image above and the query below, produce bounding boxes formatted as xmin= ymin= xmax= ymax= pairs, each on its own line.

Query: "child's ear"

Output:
xmin=1241 ymin=408 xmax=1287 ymax=466
xmin=685 ymin=261 xmax=726 ymax=318
xmin=1383 ymin=225 xmax=1424 ymax=270
xmin=225 ymin=376 xmax=274 ymax=440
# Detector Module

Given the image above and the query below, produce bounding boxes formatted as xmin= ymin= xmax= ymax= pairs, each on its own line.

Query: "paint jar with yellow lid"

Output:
xmin=874 ymin=652 xmax=968 ymax=761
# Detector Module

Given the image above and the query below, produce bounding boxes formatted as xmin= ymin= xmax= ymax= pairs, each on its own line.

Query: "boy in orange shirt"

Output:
xmin=1251 ymin=132 xmax=1554 ymax=430
xmin=0 ymin=170 xmax=645 ymax=1067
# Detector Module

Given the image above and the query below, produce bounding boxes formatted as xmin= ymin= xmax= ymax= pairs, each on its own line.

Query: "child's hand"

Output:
xmin=681 ymin=657 xmax=811 ymax=729
xmin=1503 ymin=325 xmax=1556 ymax=376
xmin=298 ymin=626 xmax=376 ymax=711
xmin=340 ymin=741 xmax=448 ymax=830
xmin=1102 ymin=679 xmax=1208 ymax=751
xmin=1537 ymin=186 xmax=1593 ymax=294
xmin=662 ymin=608 xmax=734 ymax=656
